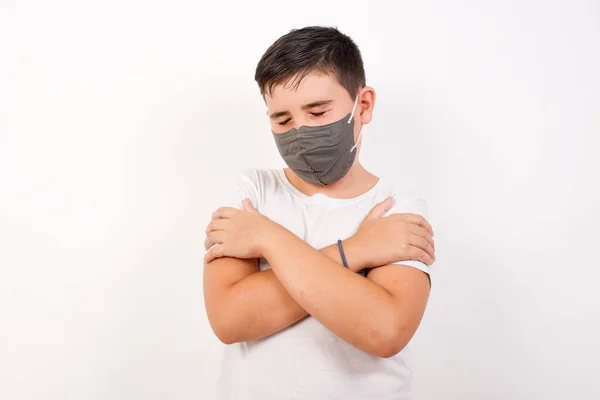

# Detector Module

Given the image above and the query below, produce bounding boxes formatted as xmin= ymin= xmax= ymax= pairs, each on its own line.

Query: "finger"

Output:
xmin=408 ymin=245 xmax=435 ymax=266
xmin=212 ymin=207 xmax=238 ymax=220
xmin=242 ymin=198 xmax=257 ymax=212
xmin=409 ymin=234 xmax=436 ymax=262
xmin=204 ymin=244 xmax=225 ymax=264
xmin=396 ymin=213 xmax=434 ymax=236
xmin=205 ymin=219 xmax=229 ymax=234
xmin=204 ymin=231 xmax=226 ymax=251
xmin=366 ymin=196 xmax=393 ymax=220
xmin=408 ymin=234 xmax=435 ymax=261
xmin=407 ymin=224 xmax=435 ymax=251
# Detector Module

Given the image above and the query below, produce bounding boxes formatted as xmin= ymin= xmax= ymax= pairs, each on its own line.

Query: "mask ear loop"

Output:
xmin=347 ymin=95 xmax=362 ymax=152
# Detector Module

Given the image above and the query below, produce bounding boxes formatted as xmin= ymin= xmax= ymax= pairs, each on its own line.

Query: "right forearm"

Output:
xmin=215 ymin=243 xmax=354 ymax=343
xmin=216 ymin=268 xmax=305 ymax=343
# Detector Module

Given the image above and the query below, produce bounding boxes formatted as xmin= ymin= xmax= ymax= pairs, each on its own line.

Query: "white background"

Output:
xmin=1 ymin=1 xmax=599 ymax=399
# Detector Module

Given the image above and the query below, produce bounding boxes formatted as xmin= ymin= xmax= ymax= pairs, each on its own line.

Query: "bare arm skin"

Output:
xmin=203 ymin=197 xmax=434 ymax=356
xmin=259 ymin=225 xmax=430 ymax=357
xmin=203 ymin=242 xmax=366 ymax=344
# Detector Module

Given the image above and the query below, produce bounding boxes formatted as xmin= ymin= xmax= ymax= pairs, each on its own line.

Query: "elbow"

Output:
xmin=372 ymin=338 xmax=407 ymax=358
xmin=205 ymin=298 xmax=245 ymax=344
xmin=213 ymin=325 xmax=238 ymax=345
xmin=367 ymin=320 xmax=411 ymax=359
xmin=208 ymin=315 xmax=241 ymax=345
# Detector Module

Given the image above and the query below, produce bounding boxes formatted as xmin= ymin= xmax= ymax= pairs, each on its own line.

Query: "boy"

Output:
xmin=203 ymin=26 xmax=436 ymax=400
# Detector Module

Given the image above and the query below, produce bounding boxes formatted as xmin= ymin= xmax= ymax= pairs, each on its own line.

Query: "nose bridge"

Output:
xmin=292 ymin=114 xmax=310 ymax=130
xmin=294 ymin=116 xmax=307 ymax=129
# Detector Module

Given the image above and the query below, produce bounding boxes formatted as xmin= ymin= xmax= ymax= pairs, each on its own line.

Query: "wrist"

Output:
xmin=342 ymin=236 xmax=370 ymax=272
xmin=257 ymin=219 xmax=285 ymax=258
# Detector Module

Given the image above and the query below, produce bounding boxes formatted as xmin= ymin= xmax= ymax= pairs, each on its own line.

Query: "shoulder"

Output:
xmin=236 ymin=168 xmax=279 ymax=185
xmin=374 ymin=178 xmax=434 ymax=280
xmin=376 ymin=177 xmax=428 ymax=218
xmin=391 ymin=196 xmax=428 ymax=219
xmin=234 ymin=168 xmax=282 ymax=194
xmin=230 ymin=168 xmax=284 ymax=209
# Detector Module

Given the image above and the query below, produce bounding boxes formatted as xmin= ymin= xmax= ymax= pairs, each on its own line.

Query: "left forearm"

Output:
xmin=261 ymin=225 xmax=408 ymax=357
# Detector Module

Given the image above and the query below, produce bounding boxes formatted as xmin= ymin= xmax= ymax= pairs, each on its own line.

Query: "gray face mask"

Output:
xmin=272 ymin=96 xmax=363 ymax=186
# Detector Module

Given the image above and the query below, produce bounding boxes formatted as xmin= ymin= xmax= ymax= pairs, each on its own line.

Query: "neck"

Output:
xmin=283 ymin=161 xmax=379 ymax=199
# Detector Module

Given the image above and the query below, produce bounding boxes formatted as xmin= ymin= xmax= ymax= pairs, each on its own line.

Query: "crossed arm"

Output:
xmin=203 ymin=198 xmax=434 ymax=358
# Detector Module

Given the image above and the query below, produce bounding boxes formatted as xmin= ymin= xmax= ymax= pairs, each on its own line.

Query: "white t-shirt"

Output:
xmin=215 ymin=168 xmax=432 ymax=400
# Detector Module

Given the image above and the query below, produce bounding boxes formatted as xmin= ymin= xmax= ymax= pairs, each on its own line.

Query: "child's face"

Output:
xmin=265 ymin=72 xmax=365 ymax=141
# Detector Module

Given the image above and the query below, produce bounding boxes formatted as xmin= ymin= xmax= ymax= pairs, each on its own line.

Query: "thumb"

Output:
xmin=366 ymin=196 xmax=393 ymax=219
xmin=242 ymin=198 xmax=257 ymax=212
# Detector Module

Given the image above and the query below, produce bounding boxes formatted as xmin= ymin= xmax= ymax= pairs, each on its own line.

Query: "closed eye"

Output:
xmin=277 ymin=111 xmax=328 ymax=126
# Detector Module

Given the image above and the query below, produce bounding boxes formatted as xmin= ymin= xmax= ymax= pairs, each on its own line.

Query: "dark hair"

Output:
xmin=254 ymin=26 xmax=366 ymax=99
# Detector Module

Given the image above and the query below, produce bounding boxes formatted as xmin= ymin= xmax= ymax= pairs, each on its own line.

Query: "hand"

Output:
xmin=344 ymin=196 xmax=436 ymax=271
xmin=204 ymin=199 xmax=277 ymax=263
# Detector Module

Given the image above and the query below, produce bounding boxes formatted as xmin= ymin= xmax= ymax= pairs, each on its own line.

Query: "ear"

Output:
xmin=357 ymin=86 xmax=376 ymax=125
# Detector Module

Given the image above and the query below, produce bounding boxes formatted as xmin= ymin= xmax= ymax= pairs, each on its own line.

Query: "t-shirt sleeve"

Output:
xmin=385 ymin=197 xmax=434 ymax=279
xmin=205 ymin=169 xmax=260 ymax=255
xmin=218 ymin=169 xmax=261 ymax=211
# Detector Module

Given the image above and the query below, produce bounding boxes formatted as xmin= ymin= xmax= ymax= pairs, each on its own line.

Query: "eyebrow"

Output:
xmin=269 ymin=100 xmax=333 ymax=119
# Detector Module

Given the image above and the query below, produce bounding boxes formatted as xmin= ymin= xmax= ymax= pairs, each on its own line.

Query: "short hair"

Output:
xmin=254 ymin=26 xmax=366 ymax=99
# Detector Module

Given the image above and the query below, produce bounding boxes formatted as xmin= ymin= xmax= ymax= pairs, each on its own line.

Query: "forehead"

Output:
xmin=264 ymin=72 xmax=349 ymax=110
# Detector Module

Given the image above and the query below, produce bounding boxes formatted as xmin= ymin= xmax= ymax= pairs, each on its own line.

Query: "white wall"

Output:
xmin=1 ymin=1 xmax=598 ymax=399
